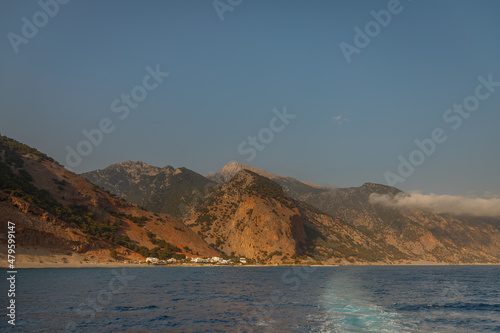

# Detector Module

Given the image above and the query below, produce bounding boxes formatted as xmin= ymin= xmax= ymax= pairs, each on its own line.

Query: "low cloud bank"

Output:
xmin=369 ymin=192 xmax=500 ymax=218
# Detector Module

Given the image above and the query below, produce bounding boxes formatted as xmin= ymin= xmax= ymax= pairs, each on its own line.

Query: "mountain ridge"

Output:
xmin=82 ymin=161 xmax=216 ymax=219
xmin=86 ymin=160 xmax=500 ymax=264
xmin=3 ymin=136 xmax=499 ymax=265
xmin=0 ymin=136 xmax=217 ymax=265
xmin=186 ymin=169 xmax=398 ymax=263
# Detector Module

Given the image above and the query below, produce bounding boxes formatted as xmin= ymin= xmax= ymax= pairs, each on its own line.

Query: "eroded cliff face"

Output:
xmin=186 ymin=170 xmax=306 ymax=260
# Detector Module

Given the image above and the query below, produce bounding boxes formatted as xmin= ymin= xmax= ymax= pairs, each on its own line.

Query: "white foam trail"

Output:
xmin=316 ymin=275 xmax=407 ymax=333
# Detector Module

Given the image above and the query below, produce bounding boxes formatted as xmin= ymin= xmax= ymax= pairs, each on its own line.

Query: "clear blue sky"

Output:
xmin=1 ymin=0 xmax=499 ymax=196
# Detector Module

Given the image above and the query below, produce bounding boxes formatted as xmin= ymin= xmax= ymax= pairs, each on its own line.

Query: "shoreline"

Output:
xmin=3 ymin=262 xmax=499 ymax=269
xmin=3 ymin=249 xmax=499 ymax=269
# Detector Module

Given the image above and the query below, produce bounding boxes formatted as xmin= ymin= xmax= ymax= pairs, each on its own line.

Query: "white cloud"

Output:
xmin=369 ymin=192 xmax=500 ymax=218
xmin=332 ymin=114 xmax=349 ymax=125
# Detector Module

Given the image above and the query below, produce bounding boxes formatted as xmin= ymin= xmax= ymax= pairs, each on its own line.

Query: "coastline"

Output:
xmin=2 ymin=249 xmax=498 ymax=269
xmin=3 ymin=262 xmax=499 ymax=269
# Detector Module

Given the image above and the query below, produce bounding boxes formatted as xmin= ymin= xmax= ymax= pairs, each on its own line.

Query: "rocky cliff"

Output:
xmin=186 ymin=170 xmax=306 ymax=261
xmin=205 ymin=163 xmax=500 ymax=264
xmin=186 ymin=170 xmax=399 ymax=263
xmin=0 ymin=135 xmax=217 ymax=264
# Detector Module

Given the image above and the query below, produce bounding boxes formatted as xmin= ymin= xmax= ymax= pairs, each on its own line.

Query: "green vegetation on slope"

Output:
xmin=0 ymin=135 xmax=185 ymax=259
xmin=240 ymin=170 xmax=295 ymax=209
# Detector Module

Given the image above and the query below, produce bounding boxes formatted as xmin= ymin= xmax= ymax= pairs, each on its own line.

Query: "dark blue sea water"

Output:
xmin=2 ymin=266 xmax=499 ymax=332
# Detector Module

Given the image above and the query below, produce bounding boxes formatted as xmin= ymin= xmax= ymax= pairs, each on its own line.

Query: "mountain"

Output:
xmin=187 ymin=170 xmax=306 ymax=261
xmin=82 ymin=161 xmax=216 ymax=219
xmin=186 ymin=169 xmax=404 ymax=264
xmin=310 ymin=183 xmax=500 ymax=262
xmin=81 ymin=160 xmax=500 ymax=264
xmin=206 ymin=163 xmax=500 ymax=263
xmin=0 ymin=135 xmax=217 ymax=265
xmin=207 ymin=161 xmax=329 ymax=199
xmin=83 ymin=162 xmax=401 ymax=263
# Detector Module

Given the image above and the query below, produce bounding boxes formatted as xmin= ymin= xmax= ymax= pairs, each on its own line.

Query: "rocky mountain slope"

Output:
xmin=82 ymin=161 xmax=215 ymax=219
xmin=186 ymin=170 xmax=306 ymax=261
xmin=0 ymin=135 xmax=217 ymax=264
xmin=78 ymin=159 xmax=500 ymax=264
xmin=83 ymin=161 xmax=404 ymax=263
xmin=186 ymin=170 xmax=405 ymax=264
xmin=301 ymin=183 xmax=500 ymax=263
xmin=207 ymin=163 xmax=500 ymax=263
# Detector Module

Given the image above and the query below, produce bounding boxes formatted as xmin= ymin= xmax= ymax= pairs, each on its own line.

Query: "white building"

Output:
xmin=190 ymin=258 xmax=204 ymax=263
xmin=146 ymin=257 xmax=159 ymax=264
xmin=240 ymin=258 xmax=247 ymax=264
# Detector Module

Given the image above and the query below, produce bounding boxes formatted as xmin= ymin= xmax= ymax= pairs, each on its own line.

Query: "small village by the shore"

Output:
xmin=142 ymin=256 xmax=246 ymax=266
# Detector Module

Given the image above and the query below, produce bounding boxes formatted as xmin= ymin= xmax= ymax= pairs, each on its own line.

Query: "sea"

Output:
xmin=2 ymin=265 xmax=499 ymax=332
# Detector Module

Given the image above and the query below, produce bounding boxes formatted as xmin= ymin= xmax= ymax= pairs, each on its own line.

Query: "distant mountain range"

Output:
xmin=82 ymin=161 xmax=215 ymax=219
xmin=1 ymin=134 xmax=498 ymax=265
xmin=84 ymin=160 xmax=500 ymax=264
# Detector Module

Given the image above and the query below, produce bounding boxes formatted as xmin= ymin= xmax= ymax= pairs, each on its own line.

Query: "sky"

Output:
xmin=1 ymin=0 xmax=499 ymax=197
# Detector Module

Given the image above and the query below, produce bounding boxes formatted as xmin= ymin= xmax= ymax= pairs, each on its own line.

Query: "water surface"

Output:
xmin=2 ymin=265 xmax=499 ymax=332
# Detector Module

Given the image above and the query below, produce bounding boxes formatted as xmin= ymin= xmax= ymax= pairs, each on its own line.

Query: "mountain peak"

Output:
xmin=221 ymin=161 xmax=243 ymax=171
xmin=207 ymin=162 xmax=279 ymax=183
